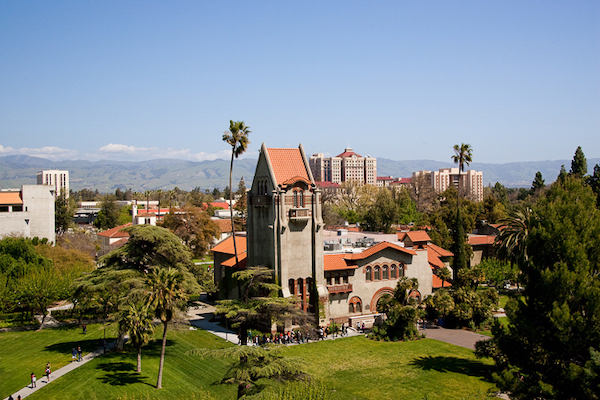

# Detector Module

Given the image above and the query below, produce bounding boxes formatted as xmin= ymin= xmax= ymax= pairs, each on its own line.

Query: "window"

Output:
xmin=342 ymin=272 xmax=348 ymax=284
xmin=382 ymin=266 xmax=388 ymax=280
xmin=390 ymin=265 xmax=397 ymax=279
xmin=293 ymin=188 xmax=304 ymax=208
xmin=325 ymin=273 xmax=332 ymax=285
xmin=289 ymin=279 xmax=295 ymax=295
xmin=0 ymin=206 xmax=8 ymax=212
xmin=366 ymin=267 xmax=372 ymax=281
xmin=12 ymin=205 xmax=22 ymax=212
xmin=374 ymin=267 xmax=380 ymax=280
xmin=334 ymin=273 xmax=340 ymax=285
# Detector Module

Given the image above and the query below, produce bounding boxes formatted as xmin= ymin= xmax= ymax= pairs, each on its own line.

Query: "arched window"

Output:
xmin=293 ymin=188 xmax=304 ymax=207
xmin=374 ymin=266 xmax=380 ymax=281
xmin=356 ymin=301 xmax=362 ymax=313
xmin=349 ymin=303 xmax=355 ymax=313
xmin=390 ymin=265 xmax=397 ymax=279
xmin=382 ymin=265 xmax=388 ymax=280
xmin=399 ymin=264 xmax=405 ymax=277
xmin=366 ymin=267 xmax=372 ymax=281
xmin=289 ymin=279 xmax=295 ymax=295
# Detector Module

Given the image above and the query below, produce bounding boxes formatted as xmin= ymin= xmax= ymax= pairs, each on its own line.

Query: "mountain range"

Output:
xmin=1 ymin=155 xmax=598 ymax=192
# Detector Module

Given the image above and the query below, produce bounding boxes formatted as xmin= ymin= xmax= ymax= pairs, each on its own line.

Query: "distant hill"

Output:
xmin=1 ymin=155 xmax=598 ymax=192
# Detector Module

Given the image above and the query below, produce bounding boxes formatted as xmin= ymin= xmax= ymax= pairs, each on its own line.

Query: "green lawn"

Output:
xmin=2 ymin=325 xmax=499 ymax=400
xmin=281 ymin=337 xmax=498 ymax=400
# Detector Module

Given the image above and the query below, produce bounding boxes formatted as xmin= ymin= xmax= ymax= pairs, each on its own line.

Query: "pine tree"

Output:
xmin=570 ymin=145 xmax=588 ymax=178
xmin=530 ymin=171 xmax=545 ymax=195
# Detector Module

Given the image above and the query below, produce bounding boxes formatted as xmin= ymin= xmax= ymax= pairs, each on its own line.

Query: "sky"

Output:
xmin=1 ymin=1 xmax=598 ymax=164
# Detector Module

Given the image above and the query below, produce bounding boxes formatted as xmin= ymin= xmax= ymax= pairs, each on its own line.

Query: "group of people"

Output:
xmin=71 ymin=346 xmax=83 ymax=362
xmin=244 ymin=323 xmax=355 ymax=346
xmin=29 ymin=362 xmax=51 ymax=389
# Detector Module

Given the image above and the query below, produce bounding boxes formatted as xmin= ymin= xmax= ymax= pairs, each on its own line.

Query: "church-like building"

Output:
xmin=213 ymin=143 xmax=452 ymax=329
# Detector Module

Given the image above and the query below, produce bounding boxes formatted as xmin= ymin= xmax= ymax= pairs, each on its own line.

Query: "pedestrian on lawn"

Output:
xmin=72 ymin=347 xmax=77 ymax=362
xmin=77 ymin=346 xmax=82 ymax=362
xmin=45 ymin=362 xmax=51 ymax=382
xmin=31 ymin=372 xmax=36 ymax=388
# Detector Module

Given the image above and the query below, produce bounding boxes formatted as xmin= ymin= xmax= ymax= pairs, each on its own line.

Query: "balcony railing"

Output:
xmin=251 ymin=195 xmax=271 ymax=207
xmin=327 ymin=283 xmax=353 ymax=294
xmin=289 ymin=208 xmax=311 ymax=220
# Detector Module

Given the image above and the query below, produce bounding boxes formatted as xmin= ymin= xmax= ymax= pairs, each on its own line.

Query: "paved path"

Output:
xmin=3 ymin=342 xmax=114 ymax=400
xmin=422 ymin=324 xmax=489 ymax=350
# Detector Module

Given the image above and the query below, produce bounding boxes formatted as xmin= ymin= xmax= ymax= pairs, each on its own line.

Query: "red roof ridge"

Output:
xmin=345 ymin=241 xmax=416 ymax=260
xmin=97 ymin=223 xmax=133 ymax=238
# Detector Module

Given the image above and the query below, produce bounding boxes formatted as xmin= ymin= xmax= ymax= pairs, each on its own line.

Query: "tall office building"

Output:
xmin=413 ymin=167 xmax=483 ymax=202
xmin=37 ymin=170 xmax=69 ymax=198
xmin=309 ymin=148 xmax=376 ymax=185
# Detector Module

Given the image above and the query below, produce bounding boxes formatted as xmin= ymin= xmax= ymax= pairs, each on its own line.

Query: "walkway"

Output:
xmin=422 ymin=324 xmax=489 ymax=350
xmin=3 ymin=342 xmax=114 ymax=400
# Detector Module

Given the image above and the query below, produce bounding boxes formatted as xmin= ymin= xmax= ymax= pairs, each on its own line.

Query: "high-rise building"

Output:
xmin=309 ymin=148 xmax=377 ymax=185
xmin=414 ymin=167 xmax=484 ymax=202
xmin=37 ymin=170 xmax=69 ymax=198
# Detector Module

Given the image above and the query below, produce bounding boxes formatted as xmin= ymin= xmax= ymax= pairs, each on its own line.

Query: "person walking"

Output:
xmin=45 ymin=362 xmax=51 ymax=382
xmin=31 ymin=372 xmax=36 ymax=388
xmin=72 ymin=347 xmax=77 ymax=362
xmin=77 ymin=346 xmax=82 ymax=362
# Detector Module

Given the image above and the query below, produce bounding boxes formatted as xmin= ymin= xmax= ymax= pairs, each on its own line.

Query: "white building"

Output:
xmin=0 ymin=185 xmax=56 ymax=243
xmin=310 ymin=148 xmax=377 ymax=186
xmin=414 ymin=168 xmax=484 ymax=202
xmin=37 ymin=170 xmax=69 ymax=198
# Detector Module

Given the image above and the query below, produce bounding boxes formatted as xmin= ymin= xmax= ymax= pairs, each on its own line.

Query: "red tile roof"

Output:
xmin=324 ymin=254 xmax=358 ymax=271
xmin=336 ymin=150 xmax=362 ymax=158
xmin=211 ymin=235 xmax=247 ymax=255
xmin=211 ymin=201 xmax=230 ymax=209
xmin=432 ymin=271 xmax=452 ymax=288
xmin=266 ymin=148 xmax=310 ymax=186
xmin=402 ymin=231 xmax=431 ymax=243
xmin=345 ymin=241 xmax=416 ymax=260
xmin=427 ymin=243 xmax=453 ymax=258
xmin=221 ymin=252 xmax=248 ymax=267
xmin=377 ymin=176 xmax=395 ymax=181
xmin=97 ymin=223 xmax=133 ymax=238
xmin=427 ymin=249 xmax=446 ymax=269
xmin=468 ymin=235 xmax=496 ymax=246
xmin=214 ymin=219 xmax=233 ymax=233
xmin=0 ymin=192 xmax=23 ymax=204
xmin=397 ymin=178 xmax=412 ymax=184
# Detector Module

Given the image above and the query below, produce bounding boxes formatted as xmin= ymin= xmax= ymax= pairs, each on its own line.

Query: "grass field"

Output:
xmin=1 ymin=325 xmax=499 ymax=400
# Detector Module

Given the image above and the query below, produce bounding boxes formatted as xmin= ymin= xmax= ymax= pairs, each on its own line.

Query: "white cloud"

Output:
xmin=0 ymin=145 xmax=16 ymax=154
xmin=0 ymin=145 xmax=78 ymax=160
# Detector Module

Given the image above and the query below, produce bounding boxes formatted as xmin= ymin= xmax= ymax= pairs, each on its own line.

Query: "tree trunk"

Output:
xmin=156 ymin=321 xmax=168 ymax=389
xmin=136 ymin=345 xmax=142 ymax=373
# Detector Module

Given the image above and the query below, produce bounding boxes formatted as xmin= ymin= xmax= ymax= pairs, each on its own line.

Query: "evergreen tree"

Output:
xmin=530 ymin=171 xmax=545 ymax=195
xmin=94 ymin=195 xmax=121 ymax=230
xmin=587 ymin=164 xmax=600 ymax=208
xmin=55 ymin=189 xmax=75 ymax=233
xmin=479 ymin=177 xmax=600 ymax=399
xmin=557 ymin=164 xmax=567 ymax=184
xmin=570 ymin=145 xmax=588 ymax=178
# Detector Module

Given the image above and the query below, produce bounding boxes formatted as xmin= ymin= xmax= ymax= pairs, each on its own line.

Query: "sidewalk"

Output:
xmin=422 ymin=324 xmax=489 ymax=350
xmin=3 ymin=343 xmax=114 ymax=400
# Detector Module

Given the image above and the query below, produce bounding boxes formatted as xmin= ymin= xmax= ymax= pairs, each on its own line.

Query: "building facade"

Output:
xmin=310 ymin=148 xmax=377 ymax=186
xmin=0 ymin=185 xmax=56 ymax=243
xmin=246 ymin=143 xmax=325 ymax=316
xmin=37 ymin=170 xmax=69 ymax=198
xmin=414 ymin=168 xmax=484 ymax=202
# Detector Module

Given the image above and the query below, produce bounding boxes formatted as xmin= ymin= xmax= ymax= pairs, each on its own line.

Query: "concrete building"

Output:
xmin=414 ymin=167 xmax=484 ymax=202
xmin=310 ymin=148 xmax=377 ymax=186
xmin=0 ymin=185 xmax=56 ymax=243
xmin=37 ymin=170 xmax=69 ymax=198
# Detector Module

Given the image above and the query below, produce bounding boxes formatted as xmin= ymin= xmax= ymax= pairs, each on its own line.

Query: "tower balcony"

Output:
xmin=289 ymin=208 xmax=311 ymax=220
xmin=327 ymin=283 xmax=353 ymax=294
xmin=251 ymin=195 xmax=271 ymax=207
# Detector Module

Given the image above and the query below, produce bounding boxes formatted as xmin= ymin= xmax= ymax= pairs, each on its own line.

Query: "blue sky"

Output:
xmin=1 ymin=1 xmax=598 ymax=164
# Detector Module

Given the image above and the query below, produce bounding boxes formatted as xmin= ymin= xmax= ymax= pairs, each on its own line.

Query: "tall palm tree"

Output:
xmin=451 ymin=143 xmax=473 ymax=204
xmin=146 ymin=268 xmax=188 ymax=389
xmin=451 ymin=143 xmax=473 ymax=285
xmin=119 ymin=302 xmax=155 ymax=373
xmin=222 ymin=120 xmax=251 ymax=269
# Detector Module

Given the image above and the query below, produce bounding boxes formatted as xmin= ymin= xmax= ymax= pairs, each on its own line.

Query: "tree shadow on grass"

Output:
xmin=409 ymin=356 xmax=493 ymax=379
xmin=44 ymin=339 xmax=108 ymax=357
xmin=96 ymin=362 xmax=152 ymax=387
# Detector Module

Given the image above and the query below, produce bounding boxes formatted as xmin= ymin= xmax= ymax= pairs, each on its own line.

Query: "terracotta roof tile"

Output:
xmin=211 ymin=202 xmax=231 ymax=209
xmin=432 ymin=271 xmax=452 ymax=288
xmin=266 ymin=148 xmax=310 ymax=186
xmin=97 ymin=223 xmax=133 ymax=238
xmin=428 ymin=250 xmax=446 ymax=269
xmin=0 ymin=192 xmax=23 ymax=204
xmin=405 ymin=231 xmax=431 ymax=243
xmin=468 ymin=235 xmax=496 ymax=246
xmin=427 ymin=243 xmax=453 ymax=257
xmin=336 ymin=150 xmax=362 ymax=158
xmin=324 ymin=254 xmax=358 ymax=271
xmin=214 ymin=219 xmax=233 ymax=233
xmin=221 ymin=252 xmax=248 ymax=267
xmin=211 ymin=235 xmax=247 ymax=256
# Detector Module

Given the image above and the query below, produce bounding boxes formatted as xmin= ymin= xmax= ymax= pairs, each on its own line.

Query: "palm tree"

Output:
xmin=119 ymin=302 xmax=155 ymax=373
xmin=222 ymin=120 xmax=251 ymax=269
xmin=451 ymin=143 xmax=473 ymax=285
xmin=435 ymin=267 xmax=452 ymax=288
xmin=495 ymin=207 xmax=533 ymax=266
xmin=146 ymin=268 xmax=188 ymax=389
xmin=451 ymin=143 xmax=473 ymax=204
